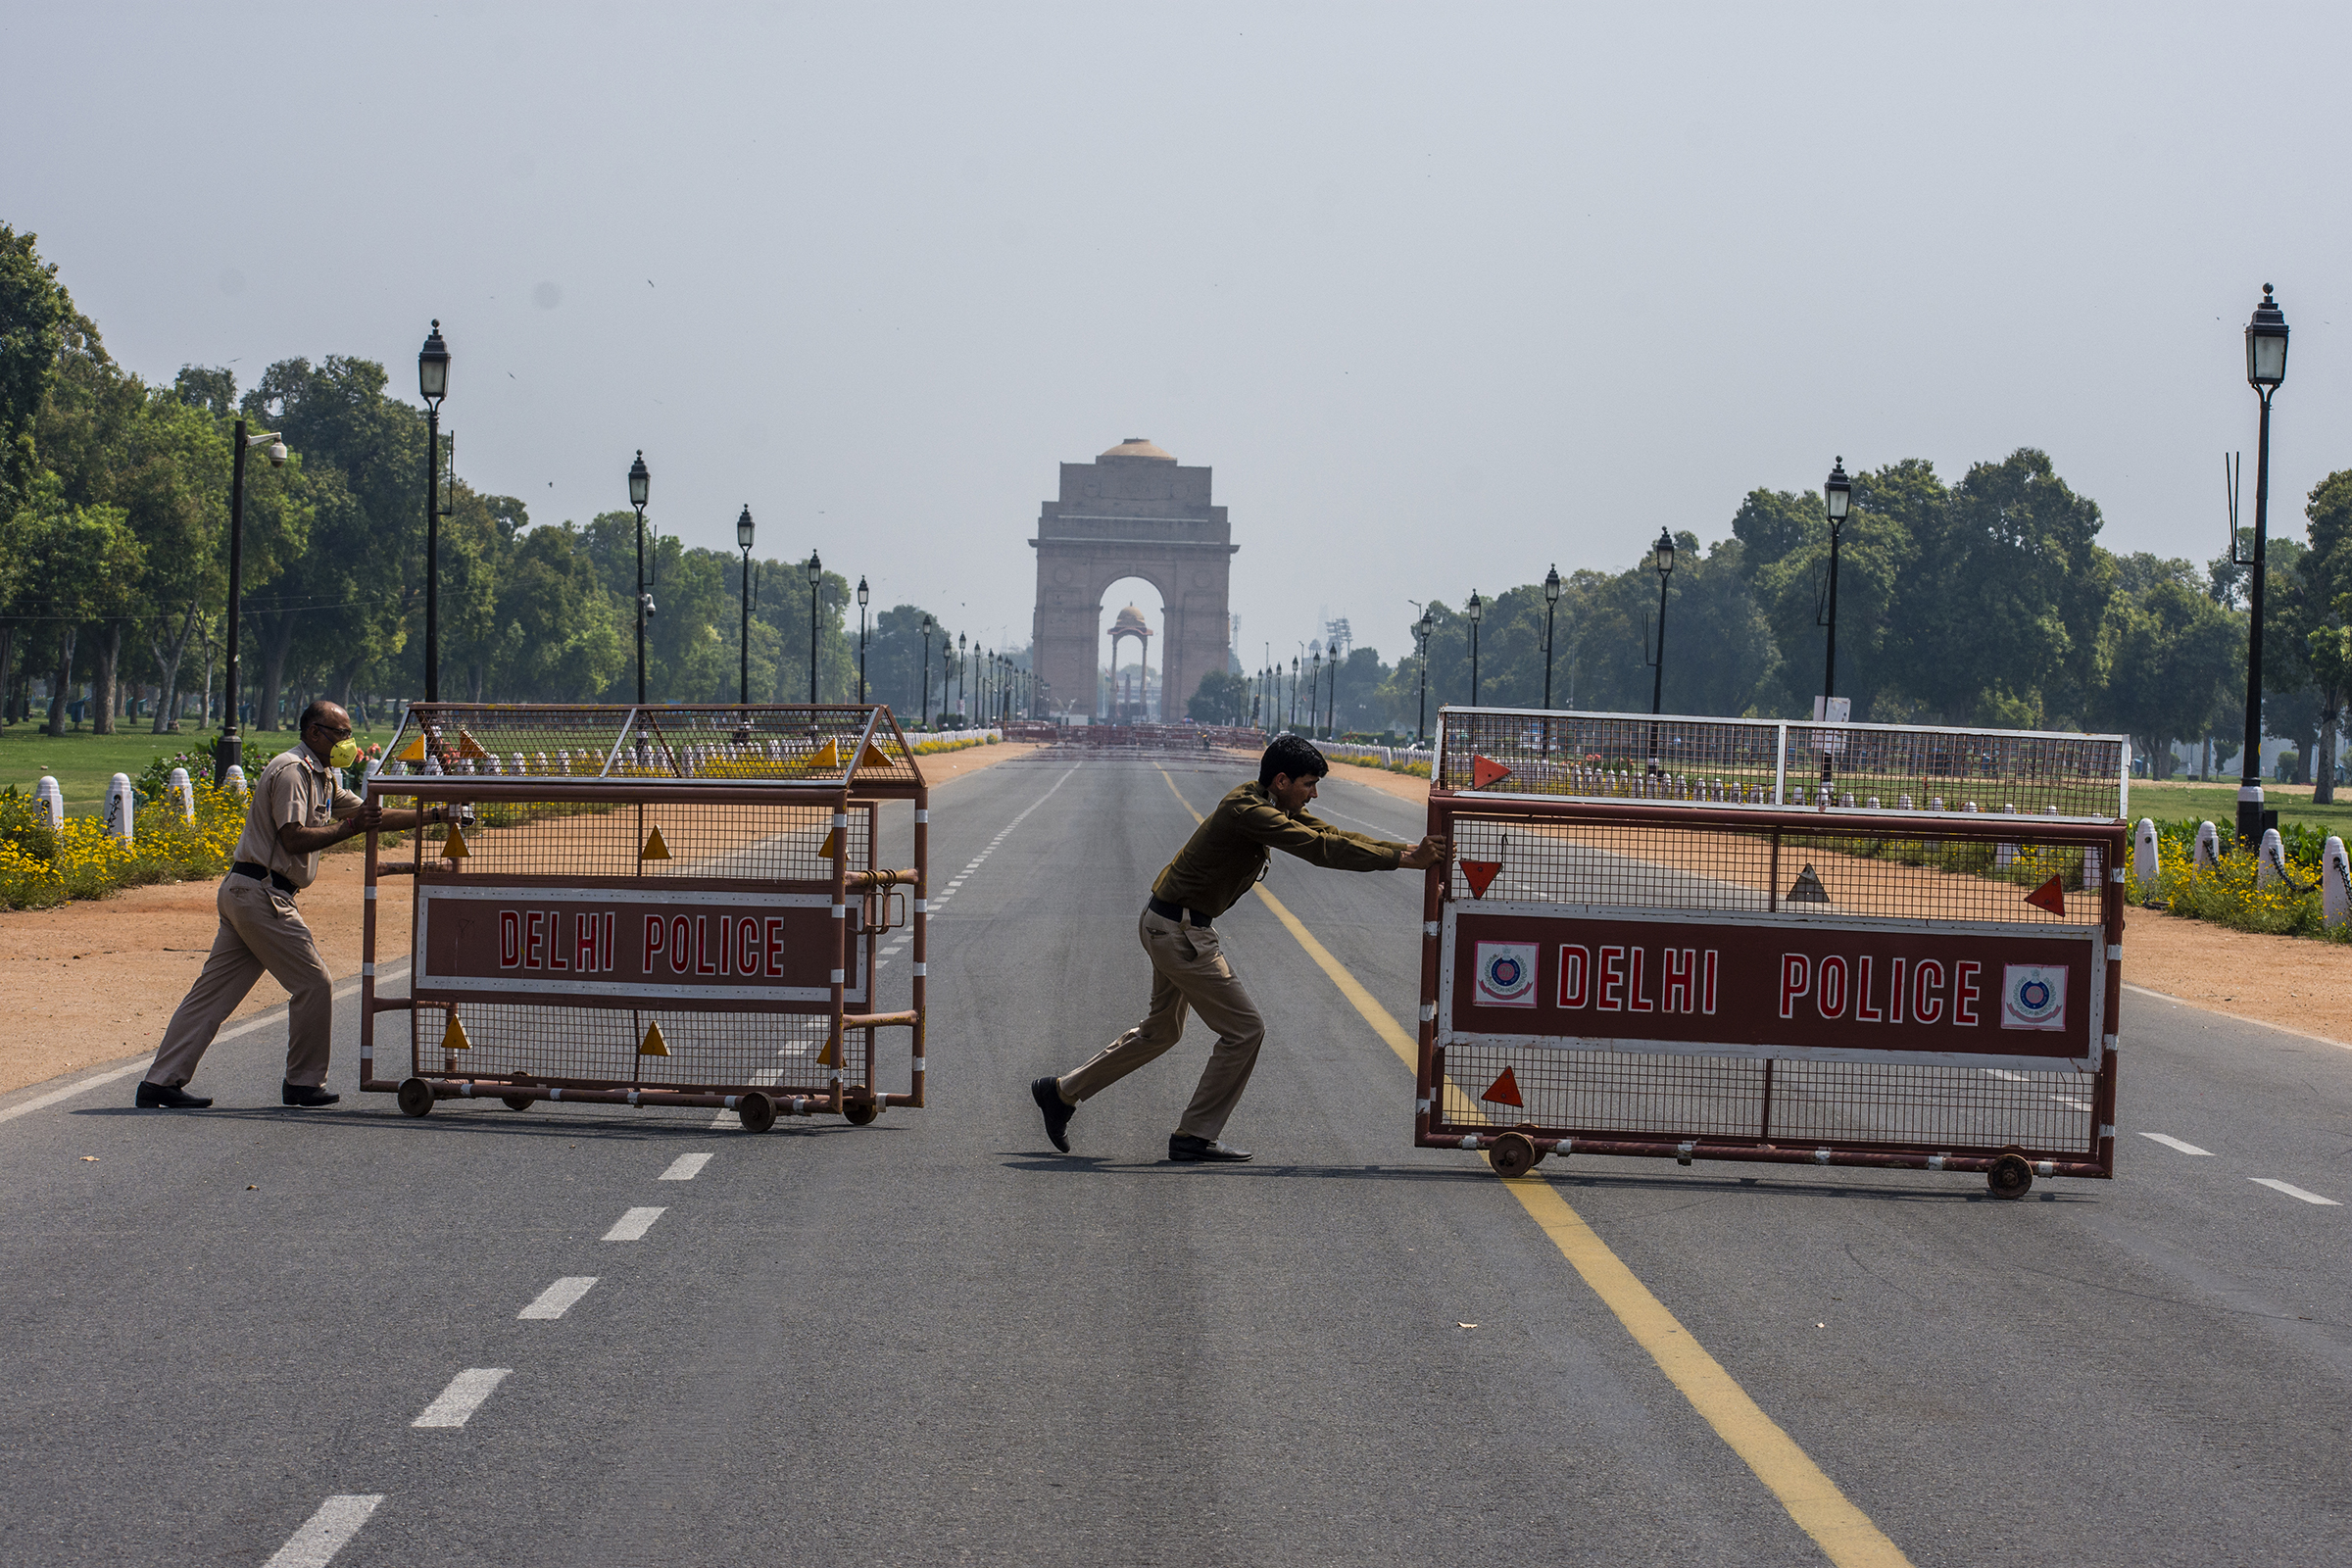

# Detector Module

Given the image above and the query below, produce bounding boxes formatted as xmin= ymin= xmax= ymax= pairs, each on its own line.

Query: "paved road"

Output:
xmin=2 ymin=756 xmax=2348 ymax=1566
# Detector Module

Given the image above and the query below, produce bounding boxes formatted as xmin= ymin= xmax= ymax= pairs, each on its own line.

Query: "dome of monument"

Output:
xmin=1110 ymin=604 xmax=1152 ymax=637
xmin=1100 ymin=437 xmax=1174 ymax=462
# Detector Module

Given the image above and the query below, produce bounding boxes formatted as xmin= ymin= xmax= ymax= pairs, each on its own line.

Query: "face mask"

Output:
xmin=328 ymin=738 xmax=360 ymax=769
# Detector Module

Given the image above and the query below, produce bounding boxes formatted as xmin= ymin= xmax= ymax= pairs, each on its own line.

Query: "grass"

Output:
xmin=0 ymin=721 xmax=402 ymax=815
xmin=2128 ymin=778 xmax=2352 ymax=841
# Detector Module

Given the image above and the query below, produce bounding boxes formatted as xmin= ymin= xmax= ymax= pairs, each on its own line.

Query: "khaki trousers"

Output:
xmin=1059 ymin=907 xmax=1266 ymax=1141
xmin=146 ymin=875 xmax=336 ymax=1089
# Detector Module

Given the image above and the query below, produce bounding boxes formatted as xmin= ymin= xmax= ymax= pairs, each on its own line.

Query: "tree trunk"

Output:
xmin=89 ymin=620 xmax=125 ymax=735
xmin=0 ymin=623 xmax=14 ymax=726
xmin=149 ymin=599 xmax=203 ymax=733
xmin=254 ymin=610 xmax=297 ymax=730
xmin=45 ymin=626 xmax=77 ymax=735
xmin=2318 ymin=713 xmax=2339 ymax=806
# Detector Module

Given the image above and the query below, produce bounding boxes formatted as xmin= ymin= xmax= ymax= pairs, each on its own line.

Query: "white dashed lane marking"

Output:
xmin=602 ymin=1206 xmax=666 ymax=1241
xmin=660 ymin=1152 xmax=713 ymax=1181
xmin=263 ymin=1494 xmax=383 ymax=1567
xmin=2138 ymin=1132 xmax=2214 ymax=1156
xmin=2251 ymin=1178 xmax=2340 ymax=1206
xmin=412 ymin=1368 xmax=512 ymax=1428
xmin=518 ymin=1277 xmax=599 ymax=1320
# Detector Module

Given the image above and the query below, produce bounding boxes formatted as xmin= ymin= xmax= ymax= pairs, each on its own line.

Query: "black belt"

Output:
xmin=1146 ymin=895 xmax=1213 ymax=928
xmin=232 ymin=860 xmax=299 ymax=895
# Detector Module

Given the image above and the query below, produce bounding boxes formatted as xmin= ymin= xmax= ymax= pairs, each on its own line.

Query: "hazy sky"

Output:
xmin=9 ymin=3 xmax=2349 ymax=671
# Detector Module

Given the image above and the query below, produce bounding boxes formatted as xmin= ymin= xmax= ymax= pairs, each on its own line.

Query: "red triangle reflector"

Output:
xmin=1460 ymin=859 xmax=1502 ymax=898
xmin=2025 ymin=874 xmax=2068 ymax=915
xmin=1471 ymin=755 xmax=1514 ymax=789
xmin=1481 ymin=1066 xmax=1525 ymax=1107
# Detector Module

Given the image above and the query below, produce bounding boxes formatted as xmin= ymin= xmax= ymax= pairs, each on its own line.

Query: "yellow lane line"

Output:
xmin=1154 ymin=767 xmax=1912 ymax=1568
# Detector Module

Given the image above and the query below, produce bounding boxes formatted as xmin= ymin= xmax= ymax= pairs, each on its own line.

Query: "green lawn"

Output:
xmin=0 ymin=721 xmax=403 ymax=814
xmin=2129 ymin=778 xmax=2352 ymax=839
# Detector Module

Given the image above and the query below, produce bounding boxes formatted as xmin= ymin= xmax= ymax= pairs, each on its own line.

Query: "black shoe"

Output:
xmin=135 ymin=1081 xmax=212 ymax=1109
xmin=281 ymin=1082 xmax=340 ymax=1107
xmin=1030 ymin=1076 xmax=1074 ymax=1152
xmin=1169 ymin=1133 xmax=1251 ymax=1163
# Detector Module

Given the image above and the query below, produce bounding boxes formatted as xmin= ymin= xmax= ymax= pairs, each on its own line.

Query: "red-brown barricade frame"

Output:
xmin=1417 ymin=791 xmax=2129 ymax=1195
xmin=359 ymin=704 xmax=929 ymax=1131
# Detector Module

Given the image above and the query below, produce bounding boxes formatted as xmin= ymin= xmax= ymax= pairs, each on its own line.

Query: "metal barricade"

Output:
xmin=360 ymin=704 xmax=929 ymax=1133
xmin=1418 ymin=708 xmax=2130 ymax=1198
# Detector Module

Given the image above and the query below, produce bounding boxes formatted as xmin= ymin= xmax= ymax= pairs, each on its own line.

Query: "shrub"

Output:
xmin=2127 ymin=818 xmax=2347 ymax=944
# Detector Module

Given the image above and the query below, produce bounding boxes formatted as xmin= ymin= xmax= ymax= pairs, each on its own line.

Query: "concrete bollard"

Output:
xmin=223 ymin=763 xmax=248 ymax=797
xmin=106 ymin=773 xmax=135 ymax=844
xmin=2257 ymin=828 xmax=2287 ymax=889
xmin=168 ymin=766 xmax=195 ymax=821
xmin=34 ymin=775 xmax=65 ymax=830
xmin=2133 ymin=818 xmax=2159 ymax=887
xmin=2323 ymin=837 xmax=2349 ymax=931
xmin=2193 ymin=821 xmax=2220 ymax=869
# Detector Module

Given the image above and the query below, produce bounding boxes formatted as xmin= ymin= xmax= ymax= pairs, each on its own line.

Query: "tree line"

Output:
xmin=0 ymin=225 xmax=998 ymax=738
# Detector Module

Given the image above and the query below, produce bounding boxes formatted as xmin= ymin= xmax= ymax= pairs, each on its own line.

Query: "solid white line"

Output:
xmin=0 ymin=1062 xmax=145 ymax=1125
xmin=412 ymin=1367 xmax=512 ymax=1427
xmin=2138 ymin=1132 xmax=2214 ymax=1156
xmin=517 ymin=1276 xmax=598 ymax=1320
xmin=2250 ymin=1178 xmax=2340 ymax=1206
xmin=263 ymin=1494 xmax=384 ymax=1567
xmin=2052 ymin=1095 xmax=2093 ymax=1111
xmin=602 ymin=1205 xmax=666 ymax=1240
xmin=2123 ymin=982 xmax=2351 ymax=1052
xmin=660 ymin=1152 xmax=713 ymax=1181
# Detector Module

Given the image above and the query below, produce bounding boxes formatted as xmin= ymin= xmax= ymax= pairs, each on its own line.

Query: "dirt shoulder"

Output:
xmin=1322 ymin=760 xmax=2352 ymax=1050
xmin=0 ymin=741 xmax=1041 ymax=1098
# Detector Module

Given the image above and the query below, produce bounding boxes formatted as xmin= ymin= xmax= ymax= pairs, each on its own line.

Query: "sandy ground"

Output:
xmin=0 ymin=741 xmax=1037 ymax=1097
xmin=1325 ymin=760 xmax=2352 ymax=1050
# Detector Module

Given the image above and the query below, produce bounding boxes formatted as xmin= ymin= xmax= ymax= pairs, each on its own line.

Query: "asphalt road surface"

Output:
xmin=3 ymin=754 xmax=2347 ymax=1566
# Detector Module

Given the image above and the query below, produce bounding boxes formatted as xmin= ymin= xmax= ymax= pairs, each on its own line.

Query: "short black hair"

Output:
xmin=298 ymin=700 xmax=342 ymax=733
xmin=1259 ymin=734 xmax=1328 ymax=788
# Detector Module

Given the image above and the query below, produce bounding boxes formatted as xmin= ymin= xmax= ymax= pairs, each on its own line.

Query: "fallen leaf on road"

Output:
xmin=80 ymin=1155 xmax=98 ymax=1162
xmin=1457 ymin=1322 xmax=1478 ymax=1329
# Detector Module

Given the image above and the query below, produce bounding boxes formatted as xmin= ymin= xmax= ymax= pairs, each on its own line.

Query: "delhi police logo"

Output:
xmin=2000 ymin=964 xmax=2067 ymax=1031
xmin=1474 ymin=941 xmax=1540 ymax=1008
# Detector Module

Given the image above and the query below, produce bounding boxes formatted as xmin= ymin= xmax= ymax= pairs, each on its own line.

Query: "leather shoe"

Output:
xmin=135 ymin=1081 xmax=212 ymax=1109
xmin=281 ymin=1082 xmax=340 ymax=1107
xmin=1169 ymin=1133 xmax=1251 ymax=1163
xmin=1030 ymin=1076 xmax=1074 ymax=1152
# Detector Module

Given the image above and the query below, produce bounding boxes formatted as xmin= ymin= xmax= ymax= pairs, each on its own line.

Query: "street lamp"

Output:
xmin=1309 ymin=649 xmax=1322 ymax=737
xmin=919 ymin=613 xmax=935 ymax=727
xmin=1289 ymin=655 xmax=1299 ymax=730
xmin=216 ymin=421 xmax=287 ymax=785
xmin=1415 ymin=609 xmax=1436 ymax=746
xmin=956 ymin=631 xmax=966 ymax=724
xmin=1466 ymin=590 xmax=1484 ymax=706
xmin=856 ymin=576 xmax=870 ymax=703
xmin=1819 ymin=458 xmax=1851 ymax=710
xmin=2237 ymin=283 xmax=2290 ymax=849
xmin=417 ymin=320 xmax=449 ymax=703
xmin=1327 ymin=644 xmax=1340 ymax=738
xmin=1542 ymin=564 xmax=1562 ymax=710
xmin=736 ymin=506 xmax=756 ymax=709
xmin=804 ymin=550 xmax=822 ymax=704
xmin=628 ymin=451 xmax=651 ymax=704
xmin=1646 ymin=526 xmax=1677 ymax=771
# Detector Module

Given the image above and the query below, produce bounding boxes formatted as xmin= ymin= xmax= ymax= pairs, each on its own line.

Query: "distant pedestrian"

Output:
xmin=136 ymin=701 xmax=447 ymax=1109
xmin=1032 ymin=734 xmax=1446 ymax=1161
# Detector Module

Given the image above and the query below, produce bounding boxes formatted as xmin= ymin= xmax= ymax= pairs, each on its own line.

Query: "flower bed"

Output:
xmin=2128 ymin=817 xmax=2348 ymax=944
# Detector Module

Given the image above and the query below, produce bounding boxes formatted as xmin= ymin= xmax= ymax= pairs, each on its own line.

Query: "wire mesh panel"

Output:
xmin=375 ymin=703 xmax=926 ymax=793
xmin=1436 ymin=707 xmax=2130 ymax=823
xmin=1418 ymin=783 xmax=2128 ymax=1190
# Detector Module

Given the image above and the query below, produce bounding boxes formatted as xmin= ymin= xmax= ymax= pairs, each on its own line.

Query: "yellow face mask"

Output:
xmin=328 ymin=738 xmax=360 ymax=769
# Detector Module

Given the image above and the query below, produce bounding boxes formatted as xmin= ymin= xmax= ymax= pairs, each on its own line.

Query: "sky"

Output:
xmin=7 ymin=2 xmax=2350 ymax=673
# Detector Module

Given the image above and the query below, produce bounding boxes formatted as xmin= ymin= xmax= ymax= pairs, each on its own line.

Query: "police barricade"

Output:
xmin=1417 ymin=707 xmax=2132 ymax=1198
xmin=361 ymin=703 xmax=928 ymax=1133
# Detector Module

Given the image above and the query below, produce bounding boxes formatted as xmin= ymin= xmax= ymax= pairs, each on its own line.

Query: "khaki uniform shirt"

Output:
xmin=233 ymin=745 xmax=363 ymax=890
xmin=1152 ymin=780 xmax=1406 ymax=918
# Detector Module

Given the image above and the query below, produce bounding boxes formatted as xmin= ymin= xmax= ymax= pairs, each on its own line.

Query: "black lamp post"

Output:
xmin=1415 ymin=609 xmax=1436 ymax=745
xmin=2237 ymin=284 xmax=2290 ymax=848
xmin=216 ymin=421 xmax=287 ymax=785
xmin=1819 ymin=458 xmax=1851 ymax=709
xmin=1309 ymin=649 xmax=1322 ymax=737
xmin=417 ymin=321 xmax=449 ymax=703
xmin=1289 ymin=656 xmax=1299 ymax=730
xmin=736 ymin=506 xmax=756 ymax=709
xmin=1466 ymin=591 xmax=1484 ymax=706
xmin=1542 ymin=564 xmax=1562 ymax=710
xmin=919 ymin=613 xmax=935 ymax=726
xmin=628 ymin=451 xmax=651 ymax=704
xmin=940 ymin=637 xmax=953 ymax=728
xmin=1646 ymin=526 xmax=1676 ymax=772
xmin=1327 ymin=644 xmax=1340 ymax=738
xmin=856 ymin=576 xmax=869 ymax=703
xmin=804 ymin=550 xmax=822 ymax=704
xmin=956 ymin=632 xmax=966 ymax=724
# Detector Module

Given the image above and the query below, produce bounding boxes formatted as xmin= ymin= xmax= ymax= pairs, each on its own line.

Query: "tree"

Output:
xmin=2293 ymin=471 xmax=2352 ymax=800
xmin=1188 ymin=667 xmax=1248 ymax=724
xmin=0 ymin=224 xmax=71 ymax=517
xmin=2092 ymin=556 xmax=2242 ymax=778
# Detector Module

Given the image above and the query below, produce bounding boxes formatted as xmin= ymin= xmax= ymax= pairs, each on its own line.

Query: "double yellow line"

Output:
xmin=1159 ymin=768 xmax=1910 ymax=1568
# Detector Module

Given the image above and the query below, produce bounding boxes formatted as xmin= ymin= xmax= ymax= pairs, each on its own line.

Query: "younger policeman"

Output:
xmin=1032 ymin=734 xmax=1446 ymax=1161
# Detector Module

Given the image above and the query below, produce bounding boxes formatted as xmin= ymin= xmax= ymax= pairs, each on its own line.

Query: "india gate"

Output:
xmin=1029 ymin=437 xmax=1236 ymax=721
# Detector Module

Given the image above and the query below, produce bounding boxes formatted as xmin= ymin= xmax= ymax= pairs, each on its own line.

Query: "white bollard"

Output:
xmin=2193 ymin=821 xmax=2220 ymax=869
xmin=106 ymin=773 xmax=135 ymax=844
xmin=35 ymin=775 xmax=65 ymax=830
xmin=2133 ymin=818 xmax=2159 ymax=887
xmin=1898 ymin=795 xmax=1913 ymax=809
xmin=2257 ymin=828 xmax=2287 ymax=889
xmin=2323 ymin=837 xmax=2349 ymax=931
xmin=223 ymin=763 xmax=249 ymax=797
xmin=168 ymin=766 xmax=195 ymax=821
xmin=512 ymin=753 xmax=528 ymax=777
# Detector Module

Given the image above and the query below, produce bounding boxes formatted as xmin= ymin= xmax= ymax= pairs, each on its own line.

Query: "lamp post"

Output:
xmin=856 ymin=576 xmax=869 ymax=703
xmin=628 ymin=451 xmax=651 ymax=704
xmin=1309 ymin=649 xmax=1322 ymax=737
xmin=216 ymin=421 xmax=288 ymax=785
xmin=940 ymin=637 xmax=953 ymax=728
xmin=2237 ymin=285 xmax=2290 ymax=849
xmin=1819 ymin=458 xmax=1851 ymax=709
xmin=804 ymin=550 xmax=822 ymax=703
xmin=736 ymin=506 xmax=756 ymax=709
xmin=1327 ymin=645 xmax=1340 ymax=738
xmin=1415 ymin=609 xmax=1436 ymax=746
xmin=1289 ymin=656 xmax=1299 ymax=730
xmin=1466 ymin=591 xmax=1484 ymax=706
xmin=1647 ymin=526 xmax=1676 ymax=772
xmin=956 ymin=632 xmax=966 ymax=724
xmin=417 ymin=321 xmax=449 ymax=703
xmin=919 ymin=613 xmax=935 ymax=727
xmin=1542 ymin=564 xmax=1562 ymax=710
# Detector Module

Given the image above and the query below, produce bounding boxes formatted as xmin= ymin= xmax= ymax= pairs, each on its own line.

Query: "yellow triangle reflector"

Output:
xmin=640 ymin=825 xmax=670 ymax=860
xmin=441 ymin=1012 xmax=471 ymax=1051
xmin=817 ymin=828 xmax=840 ymax=860
xmin=808 ymin=740 xmax=841 ymax=769
xmin=397 ymin=734 xmax=425 ymax=761
xmin=815 ymin=1033 xmax=838 ymax=1067
xmin=440 ymin=824 xmax=469 ymax=858
xmin=638 ymin=1020 xmax=670 ymax=1057
xmin=858 ymin=744 xmax=890 ymax=768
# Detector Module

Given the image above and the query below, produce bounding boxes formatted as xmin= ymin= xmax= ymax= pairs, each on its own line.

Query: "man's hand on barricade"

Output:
xmin=1399 ymin=835 xmax=1449 ymax=870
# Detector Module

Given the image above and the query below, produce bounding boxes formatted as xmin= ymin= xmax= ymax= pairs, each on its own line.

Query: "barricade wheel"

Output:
xmin=396 ymin=1078 xmax=435 ymax=1118
xmin=1987 ymin=1152 xmax=2034 ymax=1200
xmin=501 ymin=1073 xmax=535 ymax=1112
xmin=842 ymin=1097 xmax=880 ymax=1126
xmin=738 ymin=1092 xmax=778 ymax=1135
xmin=1489 ymin=1131 xmax=1539 ymax=1179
